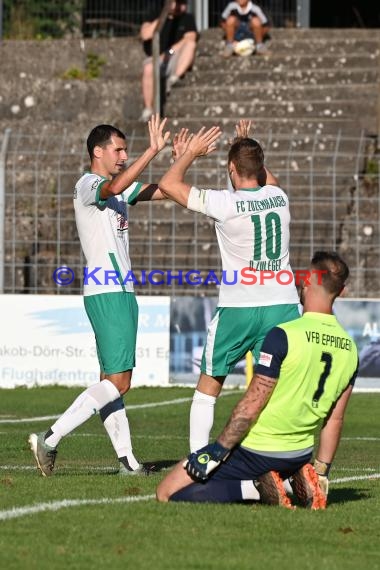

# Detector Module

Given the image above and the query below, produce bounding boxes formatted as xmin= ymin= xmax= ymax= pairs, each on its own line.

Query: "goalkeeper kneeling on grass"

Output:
xmin=157 ymin=251 xmax=358 ymax=509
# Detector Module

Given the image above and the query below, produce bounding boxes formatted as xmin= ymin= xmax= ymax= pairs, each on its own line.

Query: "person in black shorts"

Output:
xmin=140 ymin=0 xmax=198 ymax=121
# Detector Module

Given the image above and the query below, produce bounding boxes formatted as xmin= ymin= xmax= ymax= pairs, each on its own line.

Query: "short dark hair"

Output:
xmin=228 ymin=138 xmax=264 ymax=178
xmin=87 ymin=124 xmax=125 ymax=160
xmin=311 ymin=251 xmax=349 ymax=297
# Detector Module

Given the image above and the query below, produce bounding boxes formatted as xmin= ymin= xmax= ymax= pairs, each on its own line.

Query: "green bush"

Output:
xmin=61 ymin=52 xmax=106 ymax=80
xmin=3 ymin=0 xmax=83 ymax=39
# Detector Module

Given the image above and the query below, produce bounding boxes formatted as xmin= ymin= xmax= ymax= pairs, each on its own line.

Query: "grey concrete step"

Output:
xmin=171 ymin=116 xmax=373 ymax=136
xmin=1 ymin=84 xmax=374 ymax=129
xmin=193 ymin=53 xmax=378 ymax=72
xmin=122 ymin=116 xmax=362 ymax=138
xmin=0 ymin=37 xmax=143 ymax=77
xmin=185 ymin=67 xmax=379 ymax=85
xmin=197 ymin=39 xmax=379 ymax=59
xmin=3 ymin=121 xmax=367 ymax=166
xmin=259 ymin=134 xmax=366 ymax=154
xmin=288 ymin=187 xmax=357 ymax=201
xmin=0 ymin=77 xmax=141 ymax=123
xmin=204 ymin=42 xmax=379 ymax=56
xmin=169 ymin=83 xmax=378 ymax=103
xmin=3 ymin=26 xmax=378 ymax=299
xmin=199 ymin=27 xmax=380 ymax=42
xmin=167 ymin=98 xmax=376 ymax=121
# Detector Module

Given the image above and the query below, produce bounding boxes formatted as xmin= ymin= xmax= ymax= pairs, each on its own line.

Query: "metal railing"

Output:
xmin=153 ymin=0 xmax=173 ymax=116
xmin=2 ymin=127 xmax=379 ymax=298
xmin=0 ymin=1 xmax=301 ymax=40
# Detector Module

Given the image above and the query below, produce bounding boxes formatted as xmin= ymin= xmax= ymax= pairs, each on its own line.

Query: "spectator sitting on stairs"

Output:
xmin=221 ymin=0 xmax=271 ymax=57
xmin=139 ymin=0 xmax=198 ymax=122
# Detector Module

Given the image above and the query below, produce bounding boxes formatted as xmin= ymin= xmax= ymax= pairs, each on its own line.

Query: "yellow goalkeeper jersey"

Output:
xmin=241 ymin=312 xmax=358 ymax=452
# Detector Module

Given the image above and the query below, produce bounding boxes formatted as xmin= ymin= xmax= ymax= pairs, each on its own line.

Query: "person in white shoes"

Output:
xmin=139 ymin=0 xmax=198 ymax=121
xmin=29 ymin=114 xmax=171 ymax=477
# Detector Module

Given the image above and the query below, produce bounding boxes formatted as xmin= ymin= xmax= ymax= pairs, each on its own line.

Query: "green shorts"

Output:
xmin=201 ymin=303 xmax=300 ymax=377
xmin=84 ymin=291 xmax=139 ymax=375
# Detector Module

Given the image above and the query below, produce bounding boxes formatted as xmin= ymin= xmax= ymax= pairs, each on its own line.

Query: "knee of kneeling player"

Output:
xmin=156 ymin=482 xmax=171 ymax=502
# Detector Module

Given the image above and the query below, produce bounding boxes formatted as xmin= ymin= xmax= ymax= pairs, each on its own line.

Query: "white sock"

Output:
xmin=46 ymin=379 xmax=120 ymax=447
xmin=102 ymin=408 xmax=140 ymax=470
xmin=284 ymin=478 xmax=293 ymax=495
xmin=241 ymin=480 xmax=260 ymax=501
xmin=189 ymin=390 xmax=217 ymax=452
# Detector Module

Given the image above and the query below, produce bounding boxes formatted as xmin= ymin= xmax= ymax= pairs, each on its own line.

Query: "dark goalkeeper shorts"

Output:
xmin=211 ymin=446 xmax=313 ymax=482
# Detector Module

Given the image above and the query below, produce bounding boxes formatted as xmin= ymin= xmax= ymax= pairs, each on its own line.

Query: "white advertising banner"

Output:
xmin=0 ymin=295 xmax=170 ymax=388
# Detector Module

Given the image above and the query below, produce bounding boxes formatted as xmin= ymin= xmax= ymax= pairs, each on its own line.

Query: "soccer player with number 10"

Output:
xmin=158 ymin=120 xmax=300 ymax=455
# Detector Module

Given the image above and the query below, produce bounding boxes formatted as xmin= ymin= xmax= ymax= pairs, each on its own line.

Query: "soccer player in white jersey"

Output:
xmin=29 ymin=115 xmax=170 ymax=477
xmin=159 ymin=121 xmax=300 ymax=454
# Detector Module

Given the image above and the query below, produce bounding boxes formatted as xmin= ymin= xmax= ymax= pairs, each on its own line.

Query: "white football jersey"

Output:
xmin=221 ymin=2 xmax=268 ymax=25
xmin=74 ymin=172 xmax=142 ymax=296
xmin=187 ymin=185 xmax=299 ymax=307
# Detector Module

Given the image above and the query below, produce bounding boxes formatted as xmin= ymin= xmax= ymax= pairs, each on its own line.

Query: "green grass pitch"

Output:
xmin=0 ymin=387 xmax=379 ymax=570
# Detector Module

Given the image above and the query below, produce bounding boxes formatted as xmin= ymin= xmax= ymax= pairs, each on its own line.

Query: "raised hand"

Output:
xmin=148 ymin=113 xmax=171 ymax=153
xmin=172 ymin=127 xmax=193 ymax=161
xmin=235 ymin=119 xmax=252 ymax=139
xmin=186 ymin=126 xmax=222 ymax=158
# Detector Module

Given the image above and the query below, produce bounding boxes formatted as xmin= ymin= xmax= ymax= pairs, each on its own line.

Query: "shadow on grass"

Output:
xmin=328 ymin=487 xmax=371 ymax=503
xmin=142 ymin=459 xmax=180 ymax=474
xmin=54 ymin=459 xmax=180 ymax=477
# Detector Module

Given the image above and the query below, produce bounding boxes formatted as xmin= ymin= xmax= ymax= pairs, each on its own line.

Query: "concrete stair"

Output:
xmin=1 ymin=27 xmax=379 ymax=296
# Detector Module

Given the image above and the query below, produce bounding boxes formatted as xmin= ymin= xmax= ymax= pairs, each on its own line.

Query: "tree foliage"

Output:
xmin=3 ymin=0 xmax=83 ymax=39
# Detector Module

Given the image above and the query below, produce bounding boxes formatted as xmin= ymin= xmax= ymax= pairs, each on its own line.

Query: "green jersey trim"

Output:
xmin=108 ymin=252 xmax=127 ymax=292
xmin=95 ymin=178 xmax=109 ymax=206
xmin=237 ymin=187 xmax=262 ymax=192
xmin=127 ymin=182 xmax=143 ymax=205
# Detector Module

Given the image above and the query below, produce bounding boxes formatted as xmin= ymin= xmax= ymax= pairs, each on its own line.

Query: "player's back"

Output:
xmin=217 ymin=184 xmax=290 ymax=267
xmin=242 ymin=311 xmax=358 ymax=452
xmin=215 ymin=184 xmax=297 ymax=306
xmin=187 ymin=183 xmax=299 ymax=306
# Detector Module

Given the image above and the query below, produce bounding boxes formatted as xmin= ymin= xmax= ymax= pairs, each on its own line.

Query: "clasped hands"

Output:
xmin=183 ymin=441 xmax=230 ymax=481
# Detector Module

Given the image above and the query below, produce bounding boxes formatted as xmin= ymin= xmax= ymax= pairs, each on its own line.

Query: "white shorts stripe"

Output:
xmin=204 ymin=311 xmax=220 ymax=375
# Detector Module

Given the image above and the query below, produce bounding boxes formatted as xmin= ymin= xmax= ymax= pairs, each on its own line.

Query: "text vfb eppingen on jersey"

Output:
xmin=52 ymin=266 xmax=326 ymax=287
xmin=305 ymin=330 xmax=352 ymax=351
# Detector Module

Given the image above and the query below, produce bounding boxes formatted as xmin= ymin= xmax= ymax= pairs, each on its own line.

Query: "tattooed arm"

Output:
xmin=217 ymin=374 xmax=277 ymax=449
xmin=183 ymin=373 xmax=277 ymax=482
